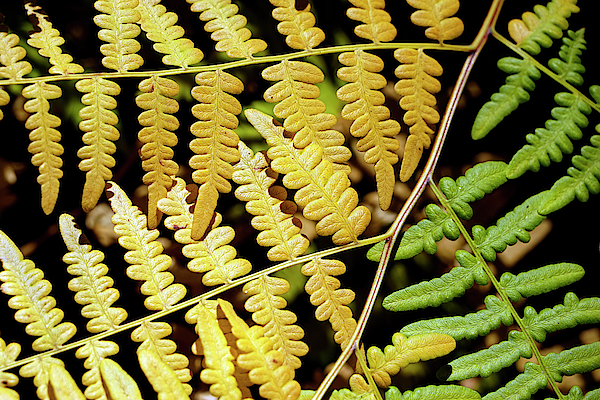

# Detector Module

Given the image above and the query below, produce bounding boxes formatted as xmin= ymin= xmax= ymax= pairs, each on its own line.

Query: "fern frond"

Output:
xmin=22 ymin=82 xmax=64 ymax=214
xmin=0 ymin=230 xmax=77 ymax=351
xmin=507 ymin=0 xmax=579 ymax=55
xmin=539 ymin=133 xmax=600 ymax=215
xmin=500 ymin=263 xmax=585 ymax=301
xmin=24 ymin=2 xmax=84 ymax=75
xmin=367 ymin=332 xmax=455 ymax=388
xmin=76 ymin=77 xmax=121 ymax=212
xmin=406 ymin=0 xmax=464 ymax=44
xmin=194 ymin=302 xmax=242 ymax=400
xmin=47 ymin=364 xmax=86 ymax=400
xmin=0 ymin=337 xmax=20 ymax=398
xmin=19 ymin=356 xmax=67 ymax=400
xmin=548 ymin=28 xmax=586 ymax=86
xmin=262 ymin=60 xmax=352 ymax=174
xmin=187 ymin=0 xmax=267 ymax=59
xmin=346 ymin=0 xmax=397 ymax=43
xmin=94 ymin=0 xmax=144 ymax=72
xmin=189 ymin=70 xmax=243 ymax=239
xmin=269 ymin=0 xmax=325 ymax=50
xmin=136 ymin=75 xmax=180 ymax=229
xmin=301 ymin=258 xmax=357 ymax=350
xmin=233 ymin=141 xmax=310 ymax=261
xmin=471 ymin=57 xmax=541 ymax=140
xmin=244 ymin=275 xmax=308 ymax=370
xmin=219 ymin=299 xmax=302 ymax=400
xmin=99 ymin=358 xmax=143 ymax=400
xmin=0 ymin=86 xmax=9 ymax=121
xmin=76 ymin=340 xmax=120 ymax=400
xmin=107 ymin=181 xmax=186 ymax=310
xmin=337 ymin=49 xmax=401 ymax=210
xmin=385 ymin=385 xmax=481 ymax=400
xmin=0 ymin=27 xmax=33 ymax=79
xmin=138 ymin=350 xmax=191 ymax=399
xmin=137 ymin=0 xmax=204 ymax=67
xmin=394 ymin=48 xmax=443 ymax=181
xmin=246 ymin=108 xmax=371 ymax=245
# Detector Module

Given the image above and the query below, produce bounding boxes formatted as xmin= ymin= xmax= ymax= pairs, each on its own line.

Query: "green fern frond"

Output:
xmin=136 ymin=75 xmax=180 ymax=229
xmin=384 ymin=385 xmax=481 ymax=400
xmin=24 ymin=2 xmax=84 ymax=75
xmin=346 ymin=0 xmax=397 ymax=43
xmin=406 ymin=0 xmax=464 ymax=44
xmin=301 ymin=258 xmax=357 ymax=350
xmin=262 ymin=60 xmax=352 ymax=174
xmin=507 ymin=0 xmax=579 ymax=55
xmin=0 ymin=26 xmax=33 ymax=79
xmin=94 ymin=0 xmax=144 ymax=72
xmin=243 ymin=275 xmax=308 ymax=370
xmin=187 ymin=0 xmax=267 ymax=59
xmin=22 ymin=82 xmax=64 ymax=215
xmin=270 ymin=0 xmax=325 ymax=50
xmin=500 ymin=263 xmax=585 ymax=301
xmin=246 ymin=108 xmax=371 ymax=245
xmin=233 ymin=141 xmax=310 ymax=261
xmin=548 ymin=28 xmax=586 ymax=85
xmin=76 ymin=77 xmax=121 ymax=212
xmin=481 ymin=362 xmax=546 ymax=400
xmin=471 ymin=57 xmax=541 ymax=140
xmin=137 ymin=0 xmax=204 ymax=68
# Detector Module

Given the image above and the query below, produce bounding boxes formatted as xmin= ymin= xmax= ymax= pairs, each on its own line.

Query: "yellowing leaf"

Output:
xmin=47 ymin=364 xmax=86 ymax=400
xmin=138 ymin=350 xmax=190 ymax=400
xmin=346 ymin=0 xmax=397 ymax=43
xmin=407 ymin=0 xmax=464 ymax=43
xmin=100 ymin=358 xmax=143 ymax=400
xmin=0 ymin=30 xmax=33 ymax=79
xmin=270 ymin=0 xmax=325 ymax=50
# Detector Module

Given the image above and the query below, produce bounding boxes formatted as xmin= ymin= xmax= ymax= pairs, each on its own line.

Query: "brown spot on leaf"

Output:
xmin=269 ymin=186 xmax=287 ymax=201
xmin=295 ymin=0 xmax=309 ymax=11
xmin=280 ymin=200 xmax=297 ymax=215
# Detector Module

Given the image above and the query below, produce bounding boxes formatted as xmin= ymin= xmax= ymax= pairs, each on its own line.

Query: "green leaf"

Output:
xmin=385 ymin=385 xmax=481 ymax=400
xmin=482 ymin=362 xmax=547 ymax=400
xmin=499 ymin=263 xmax=585 ymax=301
xmin=548 ymin=29 xmax=586 ymax=86
xmin=472 ymin=57 xmax=541 ymax=140
xmin=545 ymin=341 xmax=600 ymax=378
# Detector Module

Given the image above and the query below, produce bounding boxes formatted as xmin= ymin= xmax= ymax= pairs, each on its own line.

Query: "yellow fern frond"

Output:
xmin=367 ymin=332 xmax=455 ymax=387
xmin=24 ymin=2 xmax=84 ymax=75
xmin=243 ymin=275 xmax=308 ymax=370
xmin=137 ymin=0 xmax=204 ymax=67
xmin=76 ymin=77 xmax=121 ymax=212
xmin=233 ymin=141 xmax=310 ymax=261
xmin=269 ymin=0 xmax=325 ymax=50
xmin=246 ymin=109 xmax=371 ymax=245
xmin=0 ymin=87 xmax=9 ymax=120
xmin=219 ymin=299 xmax=302 ymax=400
xmin=22 ymin=82 xmax=64 ymax=214
xmin=99 ymin=358 xmax=143 ymax=400
xmin=107 ymin=181 xmax=187 ymax=310
xmin=0 ymin=27 xmax=33 ymax=79
xmin=94 ymin=0 xmax=144 ymax=72
xmin=262 ymin=60 xmax=351 ymax=174
xmin=187 ymin=0 xmax=267 ymax=59
xmin=346 ymin=0 xmax=397 ymax=43
xmin=301 ymin=258 xmax=357 ymax=350
xmin=195 ymin=302 xmax=242 ymax=400
xmin=0 ymin=230 xmax=77 ymax=352
xmin=138 ymin=350 xmax=191 ymax=400
xmin=394 ymin=48 xmax=443 ymax=182
xmin=47 ymin=364 xmax=86 ymax=400
xmin=20 ymin=357 xmax=69 ymax=400
xmin=75 ymin=340 xmax=120 ymax=400
xmin=136 ymin=75 xmax=180 ymax=229
xmin=189 ymin=70 xmax=244 ymax=239
xmin=407 ymin=0 xmax=464 ymax=44
xmin=0 ymin=337 xmax=20 ymax=397
xmin=337 ymin=49 xmax=401 ymax=210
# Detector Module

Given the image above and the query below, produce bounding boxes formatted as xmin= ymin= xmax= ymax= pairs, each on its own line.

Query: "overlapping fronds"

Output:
xmin=59 ymin=214 xmax=126 ymax=400
xmin=138 ymin=350 xmax=191 ymax=400
xmin=233 ymin=141 xmax=310 ymax=261
xmin=99 ymin=358 xmax=143 ymax=400
xmin=187 ymin=0 xmax=267 ymax=59
xmin=22 ymin=82 xmax=64 ymax=215
xmin=136 ymin=0 xmax=204 ymax=68
xmin=189 ymin=70 xmax=244 ymax=239
xmin=219 ymin=299 xmax=302 ymax=400
xmin=269 ymin=0 xmax=325 ymax=50
xmin=262 ymin=61 xmax=352 ymax=174
xmin=394 ymin=48 xmax=443 ymax=181
xmin=136 ymin=75 xmax=180 ymax=228
xmin=337 ymin=48 xmax=400 ymax=210
xmin=246 ymin=109 xmax=371 ymax=245
xmin=406 ymin=0 xmax=464 ymax=44
xmin=47 ymin=364 xmax=86 ymax=400
xmin=244 ymin=275 xmax=308 ymax=370
xmin=301 ymin=258 xmax=357 ymax=350
xmin=94 ymin=0 xmax=144 ymax=72
xmin=471 ymin=57 xmax=541 ymax=140
xmin=24 ymin=2 xmax=84 ymax=75
xmin=0 ymin=337 xmax=20 ymax=400
xmin=346 ymin=0 xmax=397 ymax=43
xmin=507 ymin=0 xmax=580 ymax=55
xmin=76 ymin=77 xmax=121 ymax=212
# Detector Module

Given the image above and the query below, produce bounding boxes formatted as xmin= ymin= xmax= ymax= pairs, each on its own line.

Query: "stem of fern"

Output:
xmin=354 ymin=348 xmax=384 ymax=400
xmin=490 ymin=28 xmax=600 ymax=115
xmin=429 ymin=181 xmax=566 ymax=400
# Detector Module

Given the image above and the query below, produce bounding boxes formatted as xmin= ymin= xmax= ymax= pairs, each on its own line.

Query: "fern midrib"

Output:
xmin=430 ymin=182 xmax=566 ymax=400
